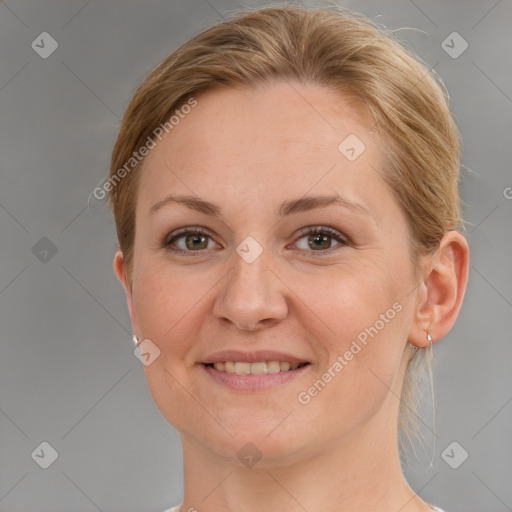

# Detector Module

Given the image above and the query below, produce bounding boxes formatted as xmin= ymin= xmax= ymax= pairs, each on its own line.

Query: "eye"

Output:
xmin=163 ymin=225 xmax=349 ymax=257
xmin=163 ymin=227 xmax=219 ymax=255
xmin=293 ymin=226 xmax=349 ymax=253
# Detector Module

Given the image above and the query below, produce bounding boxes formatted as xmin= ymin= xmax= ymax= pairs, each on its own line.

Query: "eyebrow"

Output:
xmin=149 ymin=194 xmax=374 ymax=220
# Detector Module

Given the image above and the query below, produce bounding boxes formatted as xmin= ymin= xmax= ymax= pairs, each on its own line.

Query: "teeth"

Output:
xmin=267 ymin=361 xmax=280 ymax=373
xmin=212 ymin=361 xmax=303 ymax=374
xmin=249 ymin=362 xmax=268 ymax=374
xmin=234 ymin=362 xmax=251 ymax=374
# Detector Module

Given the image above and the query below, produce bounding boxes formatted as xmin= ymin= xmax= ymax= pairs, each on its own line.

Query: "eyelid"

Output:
xmin=293 ymin=225 xmax=349 ymax=243
xmin=163 ymin=226 xmax=212 ymax=245
xmin=290 ymin=225 xmax=350 ymax=253
xmin=163 ymin=226 xmax=221 ymax=256
xmin=163 ymin=225 xmax=351 ymax=258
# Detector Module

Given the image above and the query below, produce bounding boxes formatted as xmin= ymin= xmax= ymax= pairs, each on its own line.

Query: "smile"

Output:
xmin=201 ymin=361 xmax=311 ymax=391
xmin=205 ymin=361 xmax=309 ymax=374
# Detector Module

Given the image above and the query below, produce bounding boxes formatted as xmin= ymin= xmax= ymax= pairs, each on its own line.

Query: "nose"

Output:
xmin=212 ymin=245 xmax=288 ymax=331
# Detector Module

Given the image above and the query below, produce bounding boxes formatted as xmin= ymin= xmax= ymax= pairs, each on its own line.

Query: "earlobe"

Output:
xmin=113 ymin=251 xmax=139 ymax=335
xmin=409 ymin=231 xmax=470 ymax=347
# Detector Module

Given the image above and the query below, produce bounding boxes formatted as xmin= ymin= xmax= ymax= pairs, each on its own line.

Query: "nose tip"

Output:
xmin=213 ymin=248 xmax=288 ymax=331
xmin=231 ymin=315 xmax=277 ymax=332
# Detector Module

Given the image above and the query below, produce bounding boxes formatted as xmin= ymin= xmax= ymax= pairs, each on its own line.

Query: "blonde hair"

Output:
xmin=108 ymin=4 xmax=464 ymax=456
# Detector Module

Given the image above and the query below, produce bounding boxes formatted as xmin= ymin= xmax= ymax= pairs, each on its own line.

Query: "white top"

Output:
xmin=163 ymin=505 xmax=445 ymax=511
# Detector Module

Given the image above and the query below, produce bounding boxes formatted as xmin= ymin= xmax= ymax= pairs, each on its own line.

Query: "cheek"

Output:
xmin=132 ymin=261 xmax=220 ymax=357
xmin=290 ymin=272 xmax=408 ymax=432
xmin=294 ymin=259 xmax=403 ymax=341
xmin=291 ymin=259 xmax=409 ymax=394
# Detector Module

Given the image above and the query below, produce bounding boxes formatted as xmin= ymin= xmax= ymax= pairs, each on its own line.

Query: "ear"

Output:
xmin=408 ymin=231 xmax=470 ymax=347
xmin=113 ymin=250 xmax=139 ymax=336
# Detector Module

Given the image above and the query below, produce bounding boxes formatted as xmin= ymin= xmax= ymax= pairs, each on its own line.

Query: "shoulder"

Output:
xmin=164 ymin=505 xmax=445 ymax=512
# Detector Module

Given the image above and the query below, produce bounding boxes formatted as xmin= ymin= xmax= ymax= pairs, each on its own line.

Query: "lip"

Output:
xmin=200 ymin=349 xmax=310 ymax=365
xmin=200 ymin=362 xmax=311 ymax=391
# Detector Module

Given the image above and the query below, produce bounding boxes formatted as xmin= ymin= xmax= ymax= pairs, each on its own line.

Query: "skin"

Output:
xmin=114 ymin=81 xmax=469 ymax=512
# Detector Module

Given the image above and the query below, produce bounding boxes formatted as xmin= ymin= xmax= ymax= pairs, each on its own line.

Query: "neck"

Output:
xmin=178 ymin=399 xmax=430 ymax=512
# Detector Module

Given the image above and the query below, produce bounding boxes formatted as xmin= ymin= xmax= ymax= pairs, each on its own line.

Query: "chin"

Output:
xmin=216 ymin=434 xmax=311 ymax=469
xmin=196 ymin=414 xmax=314 ymax=467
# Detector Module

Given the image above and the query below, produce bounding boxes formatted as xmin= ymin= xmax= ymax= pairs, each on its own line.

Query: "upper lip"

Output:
xmin=200 ymin=350 xmax=310 ymax=364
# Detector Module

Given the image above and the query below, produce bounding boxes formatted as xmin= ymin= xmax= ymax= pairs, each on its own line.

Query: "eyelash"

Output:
xmin=163 ymin=226 xmax=350 ymax=257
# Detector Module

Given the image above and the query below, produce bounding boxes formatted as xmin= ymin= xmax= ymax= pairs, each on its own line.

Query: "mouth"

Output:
xmin=202 ymin=361 xmax=310 ymax=374
xmin=200 ymin=359 xmax=311 ymax=391
xmin=198 ymin=349 xmax=312 ymax=390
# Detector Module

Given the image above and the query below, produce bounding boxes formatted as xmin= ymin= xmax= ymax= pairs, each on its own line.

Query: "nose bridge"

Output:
xmin=213 ymin=237 xmax=287 ymax=330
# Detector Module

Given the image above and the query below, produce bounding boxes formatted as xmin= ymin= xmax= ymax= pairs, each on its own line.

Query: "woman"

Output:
xmin=107 ymin=5 xmax=469 ymax=511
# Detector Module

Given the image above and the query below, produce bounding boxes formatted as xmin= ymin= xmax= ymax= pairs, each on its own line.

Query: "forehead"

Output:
xmin=137 ymin=82 xmax=387 ymax=213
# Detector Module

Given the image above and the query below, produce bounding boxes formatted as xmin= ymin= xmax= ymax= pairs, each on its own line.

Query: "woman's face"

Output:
xmin=119 ymin=82 xmax=425 ymax=465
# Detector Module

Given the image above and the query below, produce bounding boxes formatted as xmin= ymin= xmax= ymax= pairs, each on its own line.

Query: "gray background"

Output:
xmin=1 ymin=1 xmax=511 ymax=511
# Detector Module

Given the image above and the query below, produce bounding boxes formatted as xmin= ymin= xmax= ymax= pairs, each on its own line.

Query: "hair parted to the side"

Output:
xmin=108 ymin=4 xmax=464 ymax=459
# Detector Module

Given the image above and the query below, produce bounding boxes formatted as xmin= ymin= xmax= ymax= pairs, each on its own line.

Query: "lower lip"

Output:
xmin=200 ymin=363 xmax=310 ymax=391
